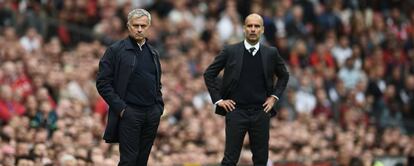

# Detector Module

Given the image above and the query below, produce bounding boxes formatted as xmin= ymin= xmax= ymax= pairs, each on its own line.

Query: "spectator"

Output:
xmin=0 ymin=85 xmax=25 ymax=123
xmin=30 ymin=100 xmax=58 ymax=135
xmin=338 ymin=57 xmax=365 ymax=90
xmin=216 ymin=0 xmax=243 ymax=44
xmin=309 ymin=42 xmax=336 ymax=74
xmin=332 ymin=35 xmax=352 ymax=68
xmin=312 ymin=88 xmax=333 ymax=119
xmin=19 ymin=27 xmax=42 ymax=52
xmin=285 ymin=5 xmax=309 ymax=41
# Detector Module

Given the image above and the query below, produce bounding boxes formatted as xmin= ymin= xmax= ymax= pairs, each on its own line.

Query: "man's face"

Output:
xmin=243 ymin=15 xmax=264 ymax=44
xmin=127 ymin=16 xmax=150 ymax=42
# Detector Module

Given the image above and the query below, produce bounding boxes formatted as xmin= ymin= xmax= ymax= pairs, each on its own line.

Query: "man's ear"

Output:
xmin=261 ymin=26 xmax=265 ymax=35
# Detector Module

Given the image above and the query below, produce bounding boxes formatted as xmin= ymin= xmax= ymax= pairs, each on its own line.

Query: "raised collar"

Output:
xmin=125 ymin=36 xmax=157 ymax=55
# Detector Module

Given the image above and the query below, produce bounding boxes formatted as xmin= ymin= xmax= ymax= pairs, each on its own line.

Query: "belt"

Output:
xmin=236 ymin=105 xmax=263 ymax=110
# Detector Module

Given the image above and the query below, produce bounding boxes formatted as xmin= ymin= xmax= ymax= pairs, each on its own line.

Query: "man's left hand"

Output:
xmin=262 ymin=97 xmax=277 ymax=112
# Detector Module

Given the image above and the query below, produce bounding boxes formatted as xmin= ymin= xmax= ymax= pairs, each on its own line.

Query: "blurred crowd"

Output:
xmin=1 ymin=0 xmax=414 ymax=165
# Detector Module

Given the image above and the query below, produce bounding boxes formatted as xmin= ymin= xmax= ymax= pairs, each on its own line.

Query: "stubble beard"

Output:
xmin=246 ymin=36 xmax=259 ymax=44
xmin=131 ymin=34 xmax=145 ymax=43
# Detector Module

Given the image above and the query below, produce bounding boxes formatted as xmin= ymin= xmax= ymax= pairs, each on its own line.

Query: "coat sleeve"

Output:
xmin=155 ymin=50 xmax=163 ymax=96
xmin=203 ymin=47 xmax=228 ymax=103
xmin=272 ymin=48 xmax=289 ymax=98
xmin=96 ymin=47 xmax=126 ymax=116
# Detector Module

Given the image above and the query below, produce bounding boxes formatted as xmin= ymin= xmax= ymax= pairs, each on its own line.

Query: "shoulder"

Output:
xmin=108 ymin=39 xmax=127 ymax=52
xmin=260 ymin=44 xmax=278 ymax=53
xmin=223 ymin=42 xmax=243 ymax=51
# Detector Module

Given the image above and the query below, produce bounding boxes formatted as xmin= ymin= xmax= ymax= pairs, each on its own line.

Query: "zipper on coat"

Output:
xmin=152 ymin=53 xmax=160 ymax=90
xmin=131 ymin=53 xmax=136 ymax=72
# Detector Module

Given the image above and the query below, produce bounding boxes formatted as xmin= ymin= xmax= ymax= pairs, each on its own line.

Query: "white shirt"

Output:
xmin=137 ymin=40 xmax=146 ymax=51
xmin=294 ymin=90 xmax=316 ymax=113
xmin=331 ymin=46 xmax=352 ymax=67
xmin=244 ymin=40 xmax=260 ymax=56
xmin=20 ymin=36 xmax=40 ymax=52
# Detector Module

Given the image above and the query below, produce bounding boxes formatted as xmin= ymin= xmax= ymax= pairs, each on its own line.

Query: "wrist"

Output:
xmin=271 ymin=95 xmax=279 ymax=101
xmin=215 ymin=99 xmax=223 ymax=105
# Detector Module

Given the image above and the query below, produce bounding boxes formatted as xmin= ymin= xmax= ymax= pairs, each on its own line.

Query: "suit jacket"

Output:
xmin=204 ymin=42 xmax=289 ymax=117
xmin=96 ymin=37 xmax=163 ymax=143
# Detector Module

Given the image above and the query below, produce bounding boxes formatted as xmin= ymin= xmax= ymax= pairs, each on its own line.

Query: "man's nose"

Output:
xmin=137 ymin=26 xmax=143 ymax=32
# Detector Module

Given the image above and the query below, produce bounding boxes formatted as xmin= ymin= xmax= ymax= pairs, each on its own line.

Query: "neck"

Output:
xmin=129 ymin=36 xmax=146 ymax=46
xmin=246 ymin=39 xmax=258 ymax=46
xmin=137 ymin=39 xmax=145 ymax=46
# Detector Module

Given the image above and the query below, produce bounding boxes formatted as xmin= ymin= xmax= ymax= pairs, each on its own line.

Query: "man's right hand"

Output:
xmin=217 ymin=100 xmax=236 ymax=112
xmin=120 ymin=109 xmax=126 ymax=117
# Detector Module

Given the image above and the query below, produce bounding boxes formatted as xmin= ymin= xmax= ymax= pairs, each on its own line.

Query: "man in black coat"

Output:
xmin=204 ymin=13 xmax=289 ymax=165
xmin=96 ymin=9 xmax=163 ymax=166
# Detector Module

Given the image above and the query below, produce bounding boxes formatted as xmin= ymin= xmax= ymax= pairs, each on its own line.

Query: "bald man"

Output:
xmin=204 ymin=13 xmax=289 ymax=165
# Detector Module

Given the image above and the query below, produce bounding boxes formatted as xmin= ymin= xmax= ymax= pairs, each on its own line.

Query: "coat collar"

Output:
xmin=125 ymin=36 xmax=157 ymax=55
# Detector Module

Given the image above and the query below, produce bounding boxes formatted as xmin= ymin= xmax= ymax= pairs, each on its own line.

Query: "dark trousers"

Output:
xmin=118 ymin=104 xmax=162 ymax=166
xmin=221 ymin=107 xmax=270 ymax=166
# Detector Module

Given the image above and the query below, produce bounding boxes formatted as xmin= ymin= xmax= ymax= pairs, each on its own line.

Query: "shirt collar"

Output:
xmin=137 ymin=39 xmax=146 ymax=51
xmin=127 ymin=36 xmax=147 ymax=50
xmin=244 ymin=40 xmax=260 ymax=56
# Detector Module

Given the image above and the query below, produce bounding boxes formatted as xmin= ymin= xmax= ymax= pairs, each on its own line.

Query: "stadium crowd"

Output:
xmin=1 ymin=0 xmax=414 ymax=165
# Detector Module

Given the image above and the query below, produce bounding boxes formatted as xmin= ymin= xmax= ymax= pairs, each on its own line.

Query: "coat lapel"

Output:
xmin=260 ymin=44 xmax=269 ymax=86
xmin=146 ymin=44 xmax=161 ymax=90
xmin=234 ymin=42 xmax=245 ymax=80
